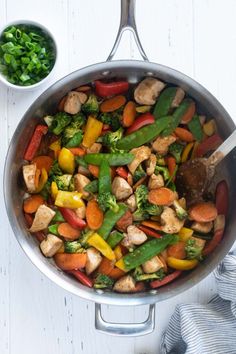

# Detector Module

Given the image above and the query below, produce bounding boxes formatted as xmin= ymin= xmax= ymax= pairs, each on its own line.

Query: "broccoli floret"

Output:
xmin=79 ymin=229 xmax=94 ymax=248
xmin=144 ymin=203 xmax=163 ymax=216
xmin=155 ymin=165 xmax=170 ymax=181
xmin=133 ymin=267 xmax=165 ymax=281
xmin=82 ymin=94 xmax=99 ymax=114
xmin=49 ymin=112 xmax=72 ymax=135
xmin=169 ymin=143 xmax=184 ymax=164
xmin=94 ymin=273 xmax=114 ymax=289
xmin=64 ymin=240 xmax=83 ymax=253
xmin=102 ymin=127 xmax=124 ymax=152
xmin=132 ymin=209 xmax=149 ymax=221
xmin=49 ymin=160 xmax=63 ymax=177
xmin=62 ymin=114 xmax=85 ymax=146
xmin=133 ymin=185 xmax=161 ymax=220
xmin=99 ymin=112 xmax=121 ymax=131
xmin=98 ymin=192 xmax=119 ymax=213
xmin=44 ymin=115 xmax=54 ymax=127
xmin=133 ymin=164 xmax=146 ymax=183
xmin=185 ymin=239 xmax=203 ymax=260
xmin=53 ymin=174 xmax=72 ymax=191
xmin=173 ymin=200 xmax=188 ymax=220
xmin=135 ymin=185 xmax=149 ymax=209
xmin=40 ymin=180 xmax=51 ymax=200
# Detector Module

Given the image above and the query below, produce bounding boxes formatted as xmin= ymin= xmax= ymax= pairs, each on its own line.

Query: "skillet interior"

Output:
xmin=4 ymin=60 xmax=236 ymax=306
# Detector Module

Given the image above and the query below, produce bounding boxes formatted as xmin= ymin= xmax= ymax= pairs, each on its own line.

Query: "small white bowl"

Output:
xmin=0 ymin=20 xmax=57 ymax=90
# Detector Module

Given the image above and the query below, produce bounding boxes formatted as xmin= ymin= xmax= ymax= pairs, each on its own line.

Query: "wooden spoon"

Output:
xmin=176 ymin=129 xmax=236 ymax=205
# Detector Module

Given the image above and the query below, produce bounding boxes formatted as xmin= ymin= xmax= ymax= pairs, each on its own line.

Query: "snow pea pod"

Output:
xmin=188 ymin=115 xmax=203 ymax=142
xmin=98 ymin=204 xmax=128 ymax=240
xmin=116 ymin=116 xmax=172 ymax=150
xmin=65 ymin=131 xmax=83 ymax=148
xmin=84 ymin=180 xmax=98 ymax=194
xmin=162 ymin=99 xmax=193 ymax=136
xmin=99 ymin=160 xmax=111 ymax=194
xmin=84 ymin=153 xmax=134 ymax=166
xmin=153 ymin=87 xmax=177 ymax=119
xmin=107 ymin=231 xmax=124 ymax=249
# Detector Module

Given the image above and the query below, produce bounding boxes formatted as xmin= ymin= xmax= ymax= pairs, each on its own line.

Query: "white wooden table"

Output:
xmin=1 ymin=1 xmax=236 ymax=353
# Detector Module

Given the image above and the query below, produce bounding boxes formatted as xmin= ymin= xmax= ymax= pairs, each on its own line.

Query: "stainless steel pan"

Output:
xmin=4 ymin=0 xmax=236 ymax=337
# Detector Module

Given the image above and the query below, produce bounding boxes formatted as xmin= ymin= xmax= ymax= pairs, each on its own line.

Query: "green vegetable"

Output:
xmin=40 ymin=180 xmax=51 ymax=200
xmin=99 ymin=112 xmax=121 ymax=131
xmin=0 ymin=25 xmax=55 ymax=86
xmin=75 ymin=156 xmax=88 ymax=169
xmin=169 ymin=143 xmax=184 ymax=164
xmin=79 ymin=230 xmax=94 ymax=248
xmin=48 ymin=224 xmax=59 ymax=235
xmin=116 ymin=116 xmax=172 ymax=150
xmin=133 ymin=267 xmax=165 ymax=281
xmin=133 ymin=164 xmax=146 ymax=183
xmin=93 ymin=273 xmax=114 ymax=289
xmin=102 ymin=127 xmax=124 ymax=152
xmin=53 ymin=174 xmax=72 ymax=191
xmin=49 ymin=112 xmax=72 ymax=135
xmin=98 ymin=160 xmax=111 ymax=195
xmin=120 ymin=234 xmax=176 ymax=271
xmin=188 ymin=115 xmax=203 ymax=142
xmin=52 ymin=210 xmax=65 ymax=222
xmin=97 ymin=204 xmax=128 ymax=240
xmin=62 ymin=114 xmax=85 ymax=146
xmin=153 ymin=87 xmax=177 ymax=119
xmin=172 ymin=200 xmax=188 ymax=220
xmin=106 ymin=231 xmax=124 ymax=249
xmin=162 ymin=99 xmax=193 ymax=136
xmin=98 ymin=192 xmax=119 ymax=213
xmin=64 ymin=240 xmax=84 ymax=253
xmin=133 ymin=185 xmax=162 ymax=221
xmin=185 ymin=239 xmax=203 ymax=260
xmin=155 ymin=165 xmax=170 ymax=181
xmin=44 ymin=115 xmax=54 ymax=127
xmin=82 ymin=94 xmax=99 ymax=114
xmin=65 ymin=131 xmax=83 ymax=148
xmin=84 ymin=153 xmax=134 ymax=166
xmin=84 ymin=180 xmax=98 ymax=194
xmin=49 ymin=160 xmax=63 ymax=177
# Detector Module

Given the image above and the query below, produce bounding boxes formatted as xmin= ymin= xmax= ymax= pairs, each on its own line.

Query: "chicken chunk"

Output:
xmin=86 ymin=143 xmax=102 ymax=154
xmin=161 ymin=207 xmax=184 ymax=234
xmin=74 ymin=173 xmax=91 ymax=198
xmin=142 ymin=256 xmax=164 ymax=274
xmin=134 ymin=78 xmax=166 ymax=105
xmin=64 ymin=91 xmax=87 ymax=114
xmin=40 ymin=234 xmax=63 ymax=257
xmin=85 ymin=247 xmax=102 ymax=275
xmin=75 ymin=204 xmax=86 ymax=219
xmin=125 ymin=194 xmax=137 ymax=212
xmin=189 ymin=236 xmax=206 ymax=250
xmin=146 ymin=154 xmax=157 ymax=176
xmin=77 ymin=166 xmax=90 ymax=177
xmin=29 ymin=205 xmax=56 ymax=233
xmin=128 ymin=146 xmax=151 ymax=175
xmin=171 ymin=88 xmax=185 ymax=108
xmin=122 ymin=225 xmax=147 ymax=248
xmin=191 ymin=221 xmax=213 ymax=234
xmin=152 ymin=135 xmax=176 ymax=155
xmin=112 ymin=177 xmax=133 ymax=200
xmin=23 ymin=163 xmax=37 ymax=193
xmin=148 ymin=173 xmax=164 ymax=190
xmin=214 ymin=215 xmax=225 ymax=232
xmin=113 ymin=275 xmax=136 ymax=293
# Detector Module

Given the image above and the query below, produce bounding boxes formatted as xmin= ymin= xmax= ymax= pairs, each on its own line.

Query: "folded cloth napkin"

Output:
xmin=161 ymin=254 xmax=236 ymax=354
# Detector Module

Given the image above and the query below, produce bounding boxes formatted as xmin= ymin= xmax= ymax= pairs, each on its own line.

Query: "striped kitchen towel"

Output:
xmin=160 ymin=254 xmax=236 ymax=354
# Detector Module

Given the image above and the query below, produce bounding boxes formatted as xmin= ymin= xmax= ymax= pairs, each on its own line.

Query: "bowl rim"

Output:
xmin=0 ymin=19 xmax=58 ymax=90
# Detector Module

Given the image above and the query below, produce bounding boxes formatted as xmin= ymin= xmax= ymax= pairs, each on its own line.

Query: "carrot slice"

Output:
xmin=98 ymin=258 xmax=125 ymax=280
xmin=58 ymin=96 xmax=67 ymax=112
xmin=86 ymin=200 xmax=104 ymax=230
xmin=122 ymin=101 xmax=136 ymax=127
xmin=32 ymin=155 xmax=53 ymax=172
xmin=141 ymin=221 xmax=162 ymax=231
xmin=148 ymin=187 xmax=176 ymax=206
xmin=174 ymin=127 xmax=194 ymax=142
xmin=54 ymin=253 xmax=87 ymax=271
xmin=88 ymin=164 xmax=99 ymax=178
xmin=167 ymin=242 xmax=186 ymax=260
xmin=100 ymin=95 xmax=126 ymax=113
xmin=166 ymin=156 xmax=176 ymax=182
xmin=58 ymin=223 xmax=80 ymax=240
xmin=68 ymin=147 xmax=86 ymax=156
xmin=181 ymin=101 xmax=196 ymax=124
xmin=189 ymin=202 xmax=217 ymax=222
xmin=23 ymin=195 xmax=45 ymax=214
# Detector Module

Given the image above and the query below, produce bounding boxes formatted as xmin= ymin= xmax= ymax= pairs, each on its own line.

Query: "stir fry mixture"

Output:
xmin=22 ymin=78 xmax=228 ymax=293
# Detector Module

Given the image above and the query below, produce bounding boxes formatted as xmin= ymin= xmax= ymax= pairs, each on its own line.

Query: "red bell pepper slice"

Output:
xmin=116 ymin=166 xmax=128 ymax=179
xmin=68 ymin=269 xmax=93 ymax=288
xmin=215 ymin=180 xmax=229 ymax=216
xmin=202 ymin=229 xmax=224 ymax=256
xmin=59 ymin=208 xmax=87 ymax=229
xmin=24 ymin=125 xmax=48 ymax=161
xmin=138 ymin=225 xmax=162 ymax=238
xmin=195 ymin=133 xmax=223 ymax=157
xmin=150 ymin=270 xmax=182 ymax=289
xmin=95 ymin=80 xmax=129 ymax=98
xmin=126 ymin=113 xmax=155 ymax=135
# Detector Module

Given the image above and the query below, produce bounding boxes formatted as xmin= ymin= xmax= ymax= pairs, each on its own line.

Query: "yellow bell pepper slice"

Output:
xmin=115 ymin=258 xmax=127 ymax=271
xmin=181 ymin=142 xmax=194 ymax=162
xmin=34 ymin=168 xmax=48 ymax=193
xmin=51 ymin=181 xmax=58 ymax=200
xmin=167 ymin=257 xmax=198 ymax=270
xmin=55 ymin=191 xmax=83 ymax=209
xmin=203 ymin=119 xmax=216 ymax=136
xmin=190 ymin=141 xmax=199 ymax=160
xmin=49 ymin=139 xmax=61 ymax=158
xmin=82 ymin=116 xmax=103 ymax=148
xmin=58 ymin=147 xmax=75 ymax=174
xmin=87 ymin=233 xmax=115 ymax=261
xmin=136 ymin=105 xmax=151 ymax=113
xmin=114 ymin=245 xmax=123 ymax=260
xmin=178 ymin=227 xmax=194 ymax=242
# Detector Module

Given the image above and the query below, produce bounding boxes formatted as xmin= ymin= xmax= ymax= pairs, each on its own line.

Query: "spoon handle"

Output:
xmin=207 ymin=129 xmax=236 ymax=167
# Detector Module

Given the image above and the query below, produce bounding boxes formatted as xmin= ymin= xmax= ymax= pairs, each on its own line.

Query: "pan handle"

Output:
xmin=95 ymin=303 xmax=155 ymax=336
xmin=107 ymin=0 xmax=149 ymax=62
